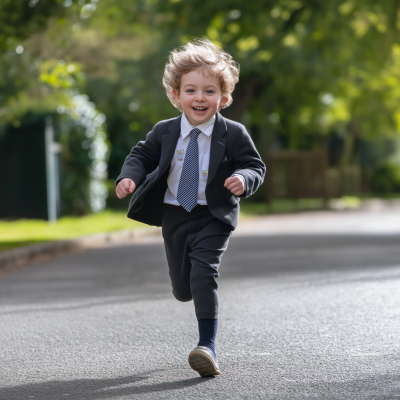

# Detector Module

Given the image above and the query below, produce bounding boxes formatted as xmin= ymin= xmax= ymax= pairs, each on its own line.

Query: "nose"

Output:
xmin=194 ymin=91 xmax=205 ymax=102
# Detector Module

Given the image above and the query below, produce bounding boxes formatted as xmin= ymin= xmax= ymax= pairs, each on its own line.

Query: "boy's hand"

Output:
xmin=224 ymin=176 xmax=245 ymax=196
xmin=116 ymin=178 xmax=136 ymax=199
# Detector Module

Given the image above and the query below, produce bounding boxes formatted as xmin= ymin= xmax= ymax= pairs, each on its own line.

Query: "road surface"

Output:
xmin=1 ymin=209 xmax=400 ymax=399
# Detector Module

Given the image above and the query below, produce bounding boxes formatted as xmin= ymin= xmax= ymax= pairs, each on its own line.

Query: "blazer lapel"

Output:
xmin=207 ymin=112 xmax=227 ymax=187
xmin=158 ymin=115 xmax=181 ymax=175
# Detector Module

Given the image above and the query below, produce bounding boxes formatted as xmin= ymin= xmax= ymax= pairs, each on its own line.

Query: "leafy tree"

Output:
xmin=0 ymin=0 xmax=66 ymax=54
xmin=3 ymin=0 xmax=400 ymax=212
xmin=0 ymin=0 xmax=110 ymax=215
xmin=155 ymin=1 xmax=400 ymax=148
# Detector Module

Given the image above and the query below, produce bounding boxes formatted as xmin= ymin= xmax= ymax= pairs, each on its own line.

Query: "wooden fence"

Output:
xmin=265 ymin=149 xmax=329 ymax=206
xmin=265 ymin=149 xmax=363 ymax=206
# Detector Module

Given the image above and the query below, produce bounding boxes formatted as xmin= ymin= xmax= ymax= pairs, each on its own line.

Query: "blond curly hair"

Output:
xmin=162 ymin=38 xmax=240 ymax=111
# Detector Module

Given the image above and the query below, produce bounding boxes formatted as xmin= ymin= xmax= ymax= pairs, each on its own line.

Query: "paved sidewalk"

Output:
xmin=235 ymin=208 xmax=400 ymax=236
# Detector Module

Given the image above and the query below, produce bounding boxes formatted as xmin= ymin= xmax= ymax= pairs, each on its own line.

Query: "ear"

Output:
xmin=220 ymin=96 xmax=228 ymax=108
xmin=172 ymin=89 xmax=181 ymax=104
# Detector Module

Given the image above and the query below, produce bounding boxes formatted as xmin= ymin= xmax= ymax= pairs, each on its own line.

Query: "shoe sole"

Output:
xmin=188 ymin=348 xmax=220 ymax=377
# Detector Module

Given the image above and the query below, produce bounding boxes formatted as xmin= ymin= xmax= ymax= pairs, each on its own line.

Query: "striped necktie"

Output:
xmin=177 ymin=128 xmax=201 ymax=212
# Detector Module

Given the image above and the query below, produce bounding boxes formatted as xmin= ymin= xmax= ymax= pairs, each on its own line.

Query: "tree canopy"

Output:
xmin=2 ymin=0 xmax=400 ymax=211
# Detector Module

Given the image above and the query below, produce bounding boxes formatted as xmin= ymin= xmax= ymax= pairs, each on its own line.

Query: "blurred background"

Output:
xmin=2 ymin=0 xmax=400 ymax=249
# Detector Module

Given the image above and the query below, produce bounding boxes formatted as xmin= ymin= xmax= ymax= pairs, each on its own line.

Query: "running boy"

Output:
xmin=116 ymin=39 xmax=265 ymax=377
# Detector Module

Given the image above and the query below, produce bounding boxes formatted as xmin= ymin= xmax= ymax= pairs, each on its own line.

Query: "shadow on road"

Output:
xmin=0 ymin=373 xmax=211 ymax=399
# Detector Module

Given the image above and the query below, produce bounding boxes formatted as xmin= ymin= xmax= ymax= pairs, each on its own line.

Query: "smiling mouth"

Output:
xmin=192 ymin=106 xmax=208 ymax=111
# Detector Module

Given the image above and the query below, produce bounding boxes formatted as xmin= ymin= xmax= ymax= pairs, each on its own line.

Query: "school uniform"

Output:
xmin=117 ymin=111 xmax=265 ymax=320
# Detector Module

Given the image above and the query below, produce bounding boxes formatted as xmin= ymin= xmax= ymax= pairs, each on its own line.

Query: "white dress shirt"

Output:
xmin=164 ymin=113 xmax=245 ymax=206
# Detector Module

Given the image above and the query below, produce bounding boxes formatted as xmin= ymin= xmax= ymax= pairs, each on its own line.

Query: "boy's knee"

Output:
xmin=191 ymin=263 xmax=219 ymax=282
xmin=172 ymin=289 xmax=192 ymax=302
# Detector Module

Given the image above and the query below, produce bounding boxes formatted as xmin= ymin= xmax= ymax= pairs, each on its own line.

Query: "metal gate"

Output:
xmin=0 ymin=114 xmax=60 ymax=220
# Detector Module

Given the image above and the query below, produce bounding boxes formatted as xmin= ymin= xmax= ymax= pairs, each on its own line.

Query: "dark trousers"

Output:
xmin=162 ymin=204 xmax=232 ymax=320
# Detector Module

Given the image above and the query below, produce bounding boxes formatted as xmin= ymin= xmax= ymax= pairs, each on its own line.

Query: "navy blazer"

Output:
xmin=116 ymin=112 xmax=266 ymax=230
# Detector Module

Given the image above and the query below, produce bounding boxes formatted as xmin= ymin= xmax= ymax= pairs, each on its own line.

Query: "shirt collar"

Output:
xmin=181 ymin=113 xmax=216 ymax=139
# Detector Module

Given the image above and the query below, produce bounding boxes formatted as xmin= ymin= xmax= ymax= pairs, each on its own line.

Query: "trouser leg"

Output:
xmin=162 ymin=206 xmax=192 ymax=302
xmin=188 ymin=216 xmax=231 ymax=320
xmin=162 ymin=205 xmax=232 ymax=319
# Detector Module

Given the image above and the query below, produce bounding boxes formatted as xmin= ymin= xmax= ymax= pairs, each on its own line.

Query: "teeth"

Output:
xmin=193 ymin=107 xmax=206 ymax=110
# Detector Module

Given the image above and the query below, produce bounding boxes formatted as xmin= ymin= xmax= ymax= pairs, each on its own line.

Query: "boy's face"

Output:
xmin=173 ymin=68 xmax=228 ymax=126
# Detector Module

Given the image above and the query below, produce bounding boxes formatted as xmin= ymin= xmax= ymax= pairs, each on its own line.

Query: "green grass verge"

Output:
xmin=2 ymin=195 xmax=398 ymax=252
xmin=0 ymin=210 xmax=146 ymax=253
xmin=0 ymin=204 xmax=279 ymax=253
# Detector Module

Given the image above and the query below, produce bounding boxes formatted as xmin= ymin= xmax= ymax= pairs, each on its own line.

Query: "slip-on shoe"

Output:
xmin=188 ymin=346 xmax=220 ymax=377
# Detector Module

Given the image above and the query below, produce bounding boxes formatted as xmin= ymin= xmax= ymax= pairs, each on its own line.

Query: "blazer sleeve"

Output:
xmin=232 ymin=126 xmax=266 ymax=198
xmin=116 ymin=123 xmax=162 ymax=187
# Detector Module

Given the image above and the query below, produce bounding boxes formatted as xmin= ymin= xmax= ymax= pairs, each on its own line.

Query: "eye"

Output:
xmin=206 ymin=90 xmax=215 ymax=94
xmin=186 ymin=89 xmax=195 ymax=93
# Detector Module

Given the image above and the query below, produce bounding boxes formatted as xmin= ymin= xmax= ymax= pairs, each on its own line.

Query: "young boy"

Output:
xmin=116 ymin=39 xmax=265 ymax=377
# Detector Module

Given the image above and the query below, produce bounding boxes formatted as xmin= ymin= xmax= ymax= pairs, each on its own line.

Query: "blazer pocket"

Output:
xmin=141 ymin=177 xmax=151 ymax=188
xmin=225 ymin=194 xmax=239 ymax=204
xmin=134 ymin=176 xmax=150 ymax=196
xmin=133 ymin=167 xmax=159 ymax=199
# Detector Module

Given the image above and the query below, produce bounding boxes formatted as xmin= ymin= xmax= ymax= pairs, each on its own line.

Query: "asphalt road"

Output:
xmin=1 ymin=211 xmax=400 ymax=399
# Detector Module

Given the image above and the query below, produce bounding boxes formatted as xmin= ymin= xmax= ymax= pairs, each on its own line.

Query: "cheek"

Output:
xmin=208 ymin=98 xmax=221 ymax=109
xmin=182 ymin=98 xmax=193 ymax=108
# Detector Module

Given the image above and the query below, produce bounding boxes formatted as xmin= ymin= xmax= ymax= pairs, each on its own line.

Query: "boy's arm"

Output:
xmin=116 ymin=123 xmax=162 ymax=188
xmin=231 ymin=126 xmax=266 ymax=198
